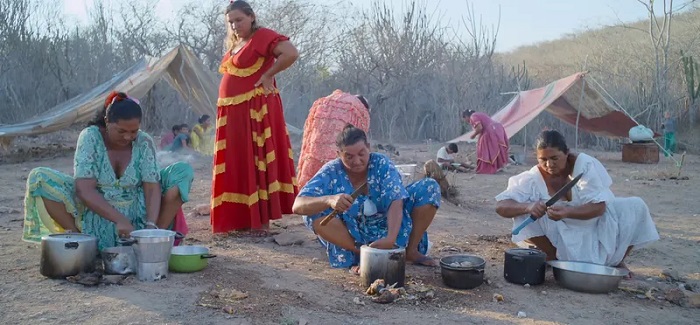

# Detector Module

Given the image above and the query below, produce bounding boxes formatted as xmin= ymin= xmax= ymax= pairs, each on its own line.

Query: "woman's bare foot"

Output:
xmin=616 ymin=262 xmax=633 ymax=280
xmin=407 ymin=251 xmax=438 ymax=267
xmin=349 ymin=265 xmax=360 ymax=275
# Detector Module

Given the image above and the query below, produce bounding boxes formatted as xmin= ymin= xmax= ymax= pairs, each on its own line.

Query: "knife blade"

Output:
xmin=320 ymin=182 xmax=368 ymax=226
xmin=511 ymin=172 xmax=584 ymax=235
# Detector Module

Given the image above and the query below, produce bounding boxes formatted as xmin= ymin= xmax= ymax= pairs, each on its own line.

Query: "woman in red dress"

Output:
xmin=212 ymin=0 xmax=299 ymax=233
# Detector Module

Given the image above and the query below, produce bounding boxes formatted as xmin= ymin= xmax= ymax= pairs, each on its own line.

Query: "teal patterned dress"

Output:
xmin=22 ymin=126 xmax=194 ymax=250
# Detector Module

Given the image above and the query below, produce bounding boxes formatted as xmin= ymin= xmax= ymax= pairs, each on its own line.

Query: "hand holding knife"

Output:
xmin=320 ymin=182 xmax=368 ymax=226
xmin=511 ymin=173 xmax=584 ymax=235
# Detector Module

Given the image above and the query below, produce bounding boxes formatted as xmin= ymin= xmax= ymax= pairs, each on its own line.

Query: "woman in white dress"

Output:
xmin=495 ymin=130 xmax=659 ymax=277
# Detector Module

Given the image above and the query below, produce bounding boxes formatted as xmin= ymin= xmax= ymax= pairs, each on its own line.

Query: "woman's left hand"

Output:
xmin=254 ymin=73 xmax=275 ymax=95
xmin=546 ymin=206 xmax=569 ymax=221
xmin=369 ymin=237 xmax=396 ymax=249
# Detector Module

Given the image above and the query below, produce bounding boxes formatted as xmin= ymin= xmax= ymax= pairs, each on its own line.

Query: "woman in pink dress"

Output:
xmin=462 ymin=109 xmax=509 ymax=174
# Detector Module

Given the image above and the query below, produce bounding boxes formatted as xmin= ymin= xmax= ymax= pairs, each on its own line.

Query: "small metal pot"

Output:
xmin=359 ymin=245 xmax=406 ymax=289
xmin=168 ymin=246 xmax=216 ymax=273
xmin=503 ymin=248 xmax=547 ymax=285
xmin=102 ymin=246 xmax=137 ymax=275
xmin=439 ymin=255 xmax=485 ymax=290
xmin=40 ymin=233 xmax=98 ymax=278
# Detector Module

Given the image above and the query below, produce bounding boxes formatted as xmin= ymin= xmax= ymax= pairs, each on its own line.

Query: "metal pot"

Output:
xmin=40 ymin=233 xmax=98 ymax=278
xmin=504 ymin=248 xmax=547 ymax=285
xmin=102 ymin=246 xmax=137 ymax=275
xmin=118 ymin=229 xmax=182 ymax=281
xmin=119 ymin=229 xmax=180 ymax=263
xmin=439 ymin=255 xmax=485 ymax=290
xmin=169 ymin=246 xmax=216 ymax=273
xmin=359 ymin=245 xmax=406 ymax=289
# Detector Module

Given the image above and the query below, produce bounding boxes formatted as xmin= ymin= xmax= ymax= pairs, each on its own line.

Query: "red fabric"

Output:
xmin=173 ymin=208 xmax=188 ymax=246
xmin=297 ymin=90 xmax=370 ymax=189
xmin=211 ymin=28 xmax=297 ymax=233
xmin=470 ymin=112 xmax=509 ymax=174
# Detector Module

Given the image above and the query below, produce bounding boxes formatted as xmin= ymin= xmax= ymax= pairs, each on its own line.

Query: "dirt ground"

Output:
xmin=1 ymin=133 xmax=699 ymax=325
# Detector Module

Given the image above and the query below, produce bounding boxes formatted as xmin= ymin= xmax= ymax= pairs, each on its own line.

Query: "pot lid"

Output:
xmin=42 ymin=233 xmax=96 ymax=242
xmin=506 ymin=248 xmax=546 ymax=257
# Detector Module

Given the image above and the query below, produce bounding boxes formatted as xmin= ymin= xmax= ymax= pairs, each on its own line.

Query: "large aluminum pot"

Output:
xmin=119 ymin=229 xmax=179 ymax=264
xmin=40 ymin=233 xmax=98 ymax=278
xmin=359 ymin=245 xmax=406 ymax=289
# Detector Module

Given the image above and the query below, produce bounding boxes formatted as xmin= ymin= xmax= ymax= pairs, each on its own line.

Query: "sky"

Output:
xmin=61 ymin=0 xmax=691 ymax=52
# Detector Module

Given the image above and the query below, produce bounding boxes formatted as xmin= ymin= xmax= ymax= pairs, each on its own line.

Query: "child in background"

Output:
xmin=168 ymin=124 xmax=191 ymax=152
xmin=160 ymin=124 xmax=181 ymax=150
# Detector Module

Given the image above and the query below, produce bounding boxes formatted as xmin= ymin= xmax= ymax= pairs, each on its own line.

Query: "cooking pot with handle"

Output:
xmin=503 ymin=248 xmax=547 ymax=285
xmin=40 ymin=233 xmax=98 ymax=278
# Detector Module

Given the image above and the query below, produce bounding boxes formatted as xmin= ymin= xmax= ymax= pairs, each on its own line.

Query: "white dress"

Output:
xmin=495 ymin=153 xmax=660 ymax=266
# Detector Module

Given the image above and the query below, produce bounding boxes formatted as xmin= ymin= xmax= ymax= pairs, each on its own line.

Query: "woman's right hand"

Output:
xmin=326 ymin=194 xmax=355 ymax=212
xmin=116 ymin=219 xmax=134 ymax=237
xmin=527 ymin=201 xmax=547 ymax=218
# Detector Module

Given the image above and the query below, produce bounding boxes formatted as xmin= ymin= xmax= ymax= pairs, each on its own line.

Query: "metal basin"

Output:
xmin=439 ymin=255 xmax=485 ymax=290
xmin=548 ymin=261 xmax=628 ymax=294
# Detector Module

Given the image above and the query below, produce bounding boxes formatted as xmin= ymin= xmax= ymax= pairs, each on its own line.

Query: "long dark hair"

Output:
xmin=356 ymin=95 xmax=370 ymax=111
xmin=89 ymin=91 xmax=142 ymax=127
xmin=461 ymin=109 xmax=476 ymax=119
xmin=198 ymin=114 xmax=211 ymax=124
xmin=536 ymin=130 xmax=569 ymax=154
xmin=336 ymin=124 xmax=368 ymax=149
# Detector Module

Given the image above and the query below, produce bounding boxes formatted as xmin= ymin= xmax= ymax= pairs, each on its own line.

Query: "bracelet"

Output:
xmin=146 ymin=221 xmax=158 ymax=228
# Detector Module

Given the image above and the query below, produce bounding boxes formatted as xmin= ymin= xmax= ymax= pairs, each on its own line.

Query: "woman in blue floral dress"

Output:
xmin=22 ymin=91 xmax=194 ymax=250
xmin=293 ymin=125 xmax=441 ymax=270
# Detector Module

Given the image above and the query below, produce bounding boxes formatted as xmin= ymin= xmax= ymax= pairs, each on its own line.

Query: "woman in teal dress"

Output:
xmin=22 ymin=91 xmax=194 ymax=250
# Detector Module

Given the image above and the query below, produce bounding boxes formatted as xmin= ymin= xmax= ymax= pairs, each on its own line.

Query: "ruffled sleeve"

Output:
xmin=136 ymin=131 xmax=160 ymax=184
xmin=252 ymin=28 xmax=290 ymax=58
xmin=495 ymin=167 xmax=542 ymax=203
xmin=572 ymin=153 xmax=615 ymax=204
xmin=74 ymin=127 xmax=100 ymax=179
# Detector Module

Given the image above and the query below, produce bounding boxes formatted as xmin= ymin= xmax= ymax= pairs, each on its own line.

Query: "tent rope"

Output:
xmin=588 ymin=76 xmax=681 ymax=166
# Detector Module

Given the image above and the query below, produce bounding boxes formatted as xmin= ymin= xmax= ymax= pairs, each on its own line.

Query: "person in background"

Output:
xmin=661 ymin=111 xmax=676 ymax=157
xmin=160 ymin=124 xmax=181 ymax=150
xmin=211 ymin=0 xmax=299 ymax=234
xmin=167 ymin=124 xmax=191 ymax=152
xmin=462 ymin=109 xmax=509 ymax=174
xmin=436 ymin=143 xmax=471 ymax=172
xmin=22 ymin=91 xmax=193 ymax=250
xmin=297 ymin=90 xmax=370 ymax=189
xmin=494 ymin=130 xmax=659 ymax=278
xmin=190 ymin=114 xmax=215 ymax=156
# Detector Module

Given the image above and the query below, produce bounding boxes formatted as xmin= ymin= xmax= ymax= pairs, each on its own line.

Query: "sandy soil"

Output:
xmin=1 ymin=137 xmax=699 ymax=325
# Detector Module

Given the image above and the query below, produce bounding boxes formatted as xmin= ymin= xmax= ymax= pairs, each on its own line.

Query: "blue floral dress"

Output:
xmin=299 ymin=153 xmax=441 ymax=268
xmin=22 ymin=126 xmax=194 ymax=250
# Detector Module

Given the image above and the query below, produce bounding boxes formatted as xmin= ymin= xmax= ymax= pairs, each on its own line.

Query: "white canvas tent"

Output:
xmin=0 ymin=45 xmax=301 ymax=148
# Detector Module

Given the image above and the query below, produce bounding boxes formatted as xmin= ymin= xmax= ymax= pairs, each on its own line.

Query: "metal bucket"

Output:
xmin=124 ymin=229 xmax=177 ymax=263
xmin=359 ymin=245 xmax=406 ymax=289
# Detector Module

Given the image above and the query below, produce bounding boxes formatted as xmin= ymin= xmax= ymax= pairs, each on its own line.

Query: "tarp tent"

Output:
xmin=0 ymin=45 xmax=302 ymax=148
xmin=449 ymin=72 xmax=642 ymax=143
